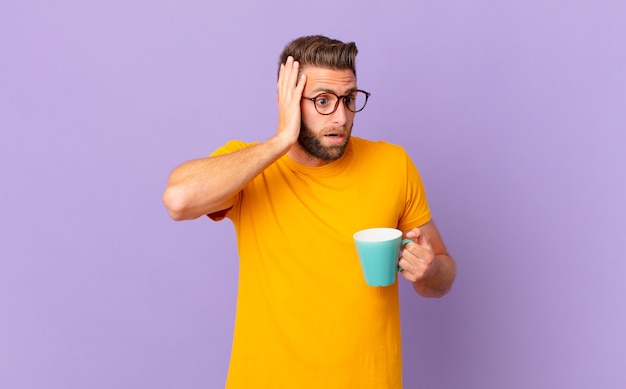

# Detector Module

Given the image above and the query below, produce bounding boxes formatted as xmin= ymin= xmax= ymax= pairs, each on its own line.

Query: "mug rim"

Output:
xmin=353 ymin=227 xmax=402 ymax=242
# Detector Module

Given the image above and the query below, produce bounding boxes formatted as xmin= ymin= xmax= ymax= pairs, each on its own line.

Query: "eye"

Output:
xmin=315 ymin=94 xmax=332 ymax=106
xmin=344 ymin=93 xmax=358 ymax=109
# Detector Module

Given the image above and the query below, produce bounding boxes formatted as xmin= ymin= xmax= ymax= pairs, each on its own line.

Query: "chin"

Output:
xmin=299 ymin=122 xmax=352 ymax=161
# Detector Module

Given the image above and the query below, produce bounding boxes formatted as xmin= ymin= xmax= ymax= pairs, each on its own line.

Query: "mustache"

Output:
xmin=324 ymin=127 xmax=348 ymax=133
xmin=321 ymin=125 xmax=352 ymax=136
xmin=299 ymin=121 xmax=353 ymax=137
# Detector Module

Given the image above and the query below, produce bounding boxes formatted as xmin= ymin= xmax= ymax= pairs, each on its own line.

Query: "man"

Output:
xmin=163 ymin=35 xmax=456 ymax=388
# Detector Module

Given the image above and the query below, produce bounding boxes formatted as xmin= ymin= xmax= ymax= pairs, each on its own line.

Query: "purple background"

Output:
xmin=2 ymin=0 xmax=625 ymax=388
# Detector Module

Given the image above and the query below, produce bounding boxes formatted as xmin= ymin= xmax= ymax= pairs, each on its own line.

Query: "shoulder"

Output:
xmin=210 ymin=139 xmax=259 ymax=157
xmin=350 ymin=137 xmax=409 ymax=160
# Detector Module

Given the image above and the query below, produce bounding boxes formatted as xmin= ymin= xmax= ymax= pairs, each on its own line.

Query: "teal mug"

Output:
xmin=353 ymin=228 xmax=413 ymax=287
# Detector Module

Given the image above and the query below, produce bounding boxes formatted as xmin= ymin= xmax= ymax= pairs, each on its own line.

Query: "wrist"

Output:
xmin=412 ymin=255 xmax=454 ymax=298
xmin=265 ymin=133 xmax=294 ymax=157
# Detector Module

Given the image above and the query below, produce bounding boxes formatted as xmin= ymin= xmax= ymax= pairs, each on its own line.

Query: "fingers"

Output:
xmin=277 ymin=56 xmax=306 ymax=113
xmin=276 ymin=56 xmax=306 ymax=144
xmin=405 ymin=227 xmax=429 ymax=246
xmin=399 ymin=228 xmax=435 ymax=282
xmin=278 ymin=56 xmax=305 ymax=97
xmin=399 ymin=246 xmax=433 ymax=274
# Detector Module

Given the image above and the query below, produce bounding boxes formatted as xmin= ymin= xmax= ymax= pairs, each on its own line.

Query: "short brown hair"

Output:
xmin=278 ymin=35 xmax=358 ymax=78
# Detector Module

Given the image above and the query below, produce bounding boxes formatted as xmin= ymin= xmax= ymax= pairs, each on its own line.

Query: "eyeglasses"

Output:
xmin=302 ymin=90 xmax=371 ymax=115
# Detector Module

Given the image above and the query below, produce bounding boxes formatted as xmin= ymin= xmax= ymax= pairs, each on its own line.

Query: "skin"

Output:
xmin=163 ymin=56 xmax=456 ymax=297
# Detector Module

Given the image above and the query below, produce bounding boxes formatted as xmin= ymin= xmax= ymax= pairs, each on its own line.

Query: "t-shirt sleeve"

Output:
xmin=206 ymin=140 xmax=258 ymax=221
xmin=397 ymin=150 xmax=432 ymax=231
xmin=209 ymin=139 xmax=257 ymax=157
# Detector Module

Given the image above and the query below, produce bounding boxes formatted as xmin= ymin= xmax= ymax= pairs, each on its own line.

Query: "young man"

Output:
xmin=163 ymin=35 xmax=456 ymax=388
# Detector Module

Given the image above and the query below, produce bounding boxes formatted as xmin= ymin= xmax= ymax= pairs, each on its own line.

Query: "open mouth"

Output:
xmin=323 ymin=133 xmax=347 ymax=146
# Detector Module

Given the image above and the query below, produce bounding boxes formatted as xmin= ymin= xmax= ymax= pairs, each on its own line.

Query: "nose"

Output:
xmin=330 ymin=99 xmax=350 ymax=126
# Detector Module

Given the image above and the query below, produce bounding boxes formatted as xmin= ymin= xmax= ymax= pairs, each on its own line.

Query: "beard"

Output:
xmin=298 ymin=121 xmax=352 ymax=162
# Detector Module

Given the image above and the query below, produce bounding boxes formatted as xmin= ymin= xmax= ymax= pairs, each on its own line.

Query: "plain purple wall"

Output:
xmin=2 ymin=1 xmax=625 ymax=388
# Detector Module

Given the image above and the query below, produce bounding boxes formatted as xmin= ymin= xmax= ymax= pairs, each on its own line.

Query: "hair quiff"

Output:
xmin=278 ymin=35 xmax=358 ymax=78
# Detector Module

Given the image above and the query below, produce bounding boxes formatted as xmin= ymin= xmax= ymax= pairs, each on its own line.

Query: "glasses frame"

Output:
xmin=302 ymin=90 xmax=371 ymax=115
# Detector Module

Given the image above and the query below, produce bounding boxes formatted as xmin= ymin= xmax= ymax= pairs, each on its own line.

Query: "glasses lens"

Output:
xmin=314 ymin=94 xmax=338 ymax=115
xmin=347 ymin=91 xmax=368 ymax=113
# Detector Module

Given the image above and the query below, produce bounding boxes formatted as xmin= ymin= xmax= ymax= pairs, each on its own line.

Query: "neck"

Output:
xmin=287 ymin=145 xmax=333 ymax=167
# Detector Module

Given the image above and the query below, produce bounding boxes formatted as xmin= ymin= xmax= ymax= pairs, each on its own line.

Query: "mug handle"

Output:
xmin=398 ymin=239 xmax=414 ymax=272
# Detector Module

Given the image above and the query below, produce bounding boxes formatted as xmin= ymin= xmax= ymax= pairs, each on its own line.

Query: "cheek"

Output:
xmin=301 ymin=107 xmax=324 ymax=129
xmin=301 ymin=102 xmax=316 ymax=119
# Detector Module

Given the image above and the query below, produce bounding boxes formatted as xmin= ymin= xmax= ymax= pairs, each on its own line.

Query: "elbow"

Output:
xmin=163 ymin=185 xmax=192 ymax=221
xmin=163 ymin=182 xmax=230 ymax=221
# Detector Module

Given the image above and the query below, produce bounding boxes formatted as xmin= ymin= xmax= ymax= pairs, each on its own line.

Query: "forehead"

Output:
xmin=301 ymin=66 xmax=356 ymax=94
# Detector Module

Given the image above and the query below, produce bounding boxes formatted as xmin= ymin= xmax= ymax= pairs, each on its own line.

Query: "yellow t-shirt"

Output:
xmin=210 ymin=137 xmax=431 ymax=388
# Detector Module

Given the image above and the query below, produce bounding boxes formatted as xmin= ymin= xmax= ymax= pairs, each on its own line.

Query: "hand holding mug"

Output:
xmin=398 ymin=227 xmax=437 ymax=283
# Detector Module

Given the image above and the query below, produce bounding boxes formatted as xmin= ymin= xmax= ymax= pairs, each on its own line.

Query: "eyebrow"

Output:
xmin=309 ymin=86 xmax=358 ymax=96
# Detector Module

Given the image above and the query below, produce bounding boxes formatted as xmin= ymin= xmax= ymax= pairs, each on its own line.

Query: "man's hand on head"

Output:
xmin=276 ymin=56 xmax=306 ymax=147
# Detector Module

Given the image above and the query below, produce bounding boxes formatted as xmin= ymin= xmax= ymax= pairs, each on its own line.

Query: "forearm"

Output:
xmin=163 ymin=135 xmax=291 ymax=220
xmin=412 ymin=254 xmax=456 ymax=298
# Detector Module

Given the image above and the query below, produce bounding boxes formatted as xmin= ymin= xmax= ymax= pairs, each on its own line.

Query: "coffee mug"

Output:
xmin=353 ymin=228 xmax=413 ymax=287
